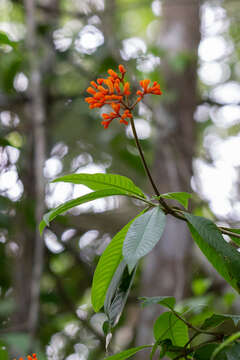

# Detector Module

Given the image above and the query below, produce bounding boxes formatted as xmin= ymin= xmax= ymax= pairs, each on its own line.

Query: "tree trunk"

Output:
xmin=11 ymin=0 xmax=59 ymax=345
xmin=136 ymin=0 xmax=201 ymax=354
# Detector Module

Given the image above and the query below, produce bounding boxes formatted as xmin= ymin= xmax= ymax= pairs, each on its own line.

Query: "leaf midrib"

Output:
xmin=54 ymin=174 xmax=145 ymax=198
xmin=127 ymin=210 xmax=154 ymax=256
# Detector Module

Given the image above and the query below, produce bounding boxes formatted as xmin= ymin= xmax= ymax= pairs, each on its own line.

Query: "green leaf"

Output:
xmin=39 ymin=188 xmax=129 ymax=235
xmin=201 ymin=314 xmax=240 ymax=330
xmin=91 ymin=211 xmax=146 ymax=312
xmin=153 ymin=311 xmax=189 ymax=346
xmin=194 ymin=344 xmax=224 ymax=360
xmin=104 ymin=345 xmax=152 ymax=360
xmin=156 ymin=339 xmax=184 ymax=359
xmin=53 ymin=173 xmax=146 ymax=199
xmin=102 ymin=321 xmax=111 ymax=336
xmin=160 ymin=192 xmax=192 ymax=209
xmin=104 ymin=260 xmax=126 ymax=315
xmin=123 ymin=207 xmax=166 ymax=272
xmin=184 ymin=213 xmax=240 ymax=292
xmin=211 ymin=332 xmax=240 ymax=360
xmin=0 ymin=31 xmax=17 ymax=49
xmin=104 ymin=260 xmax=136 ymax=327
xmin=139 ymin=296 xmax=176 ymax=310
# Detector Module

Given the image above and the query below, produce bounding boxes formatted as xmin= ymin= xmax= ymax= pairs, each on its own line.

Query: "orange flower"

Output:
xmin=14 ymin=354 xmax=38 ymax=360
xmin=119 ymin=64 xmax=126 ymax=74
xmin=85 ymin=65 xmax=162 ymax=129
xmin=123 ymin=82 xmax=131 ymax=96
xmin=139 ymin=79 xmax=162 ymax=95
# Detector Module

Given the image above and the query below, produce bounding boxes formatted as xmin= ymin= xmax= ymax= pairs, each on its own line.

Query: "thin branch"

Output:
xmin=128 ymin=116 xmax=192 ymax=220
xmin=171 ymin=308 xmax=222 ymax=338
xmin=173 ymin=336 xmax=223 ymax=360
xmin=219 ymin=227 xmax=240 ymax=239
xmin=183 ymin=331 xmax=200 ymax=349
xmin=129 ymin=117 xmax=160 ymax=198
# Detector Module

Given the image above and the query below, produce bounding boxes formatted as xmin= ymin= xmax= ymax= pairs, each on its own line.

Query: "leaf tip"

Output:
xmin=39 ymin=220 xmax=46 ymax=236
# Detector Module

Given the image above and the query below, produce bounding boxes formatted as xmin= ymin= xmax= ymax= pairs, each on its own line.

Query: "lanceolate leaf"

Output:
xmin=184 ymin=213 xmax=240 ymax=293
xmin=53 ymin=173 xmax=146 ymax=199
xmin=104 ymin=261 xmax=127 ymax=317
xmin=139 ymin=296 xmax=176 ymax=310
xmin=104 ymin=345 xmax=152 ymax=360
xmin=91 ymin=210 xmax=146 ymax=312
xmin=123 ymin=207 xmax=166 ymax=272
xmin=39 ymin=188 xmax=128 ymax=235
xmin=160 ymin=192 xmax=192 ymax=209
xmin=201 ymin=313 xmax=240 ymax=330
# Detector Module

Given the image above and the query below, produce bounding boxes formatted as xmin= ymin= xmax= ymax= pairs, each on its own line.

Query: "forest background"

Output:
xmin=1 ymin=0 xmax=240 ymax=359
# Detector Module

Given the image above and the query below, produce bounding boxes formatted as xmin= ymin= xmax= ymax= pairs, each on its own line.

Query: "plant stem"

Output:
xmin=211 ymin=332 xmax=240 ymax=360
xmin=173 ymin=336 xmax=222 ymax=360
xmin=131 ymin=195 xmax=158 ymax=208
xmin=183 ymin=332 xmax=200 ymax=349
xmin=128 ymin=115 xmax=240 ymax=240
xmin=219 ymin=227 xmax=240 ymax=240
xmin=129 ymin=117 xmax=181 ymax=218
xmin=171 ymin=308 xmax=222 ymax=337
xmin=129 ymin=117 xmax=160 ymax=198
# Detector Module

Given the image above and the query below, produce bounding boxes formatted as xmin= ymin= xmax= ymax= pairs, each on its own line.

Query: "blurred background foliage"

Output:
xmin=0 ymin=0 xmax=240 ymax=359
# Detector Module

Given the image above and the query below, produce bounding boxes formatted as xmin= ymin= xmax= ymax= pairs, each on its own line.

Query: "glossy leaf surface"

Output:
xmin=53 ymin=173 xmax=146 ymax=198
xmin=123 ymin=207 xmax=166 ymax=272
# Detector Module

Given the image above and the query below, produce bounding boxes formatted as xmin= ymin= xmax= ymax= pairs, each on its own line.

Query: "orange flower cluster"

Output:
xmin=85 ymin=65 xmax=162 ymax=129
xmin=14 ymin=354 xmax=37 ymax=360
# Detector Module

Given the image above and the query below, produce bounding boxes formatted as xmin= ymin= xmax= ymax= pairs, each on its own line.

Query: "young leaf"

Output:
xmin=139 ymin=296 xmax=176 ymax=310
xmin=201 ymin=313 xmax=240 ymax=330
xmin=39 ymin=188 xmax=129 ymax=235
xmin=91 ymin=210 xmax=146 ymax=312
xmin=160 ymin=192 xmax=192 ymax=209
xmin=104 ymin=345 xmax=152 ymax=360
xmin=52 ymin=173 xmax=146 ymax=199
xmin=104 ymin=260 xmax=136 ymax=327
xmin=104 ymin=261 xmax=126 ymax=317
xmin=123 ymin=207 xmax=166 ymax=273
xmin=153 ymin=311 xmax=189 ymax=346
xmin=184 ymin=213 xmax=240 ymax=293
